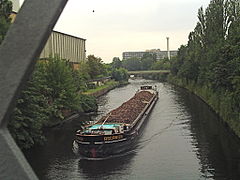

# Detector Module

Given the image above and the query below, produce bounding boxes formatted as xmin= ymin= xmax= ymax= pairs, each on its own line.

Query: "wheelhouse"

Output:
xmin=77 ymin=123 xmax=128 ymax=136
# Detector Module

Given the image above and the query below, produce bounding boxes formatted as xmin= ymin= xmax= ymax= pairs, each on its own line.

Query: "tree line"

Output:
xmin=8 ymin=55 xmax=129 ymax=149
xmin=112 ymin=54 xmax=171 ymax=71
xmin=170 ymin=0 xmax=240 ymax=136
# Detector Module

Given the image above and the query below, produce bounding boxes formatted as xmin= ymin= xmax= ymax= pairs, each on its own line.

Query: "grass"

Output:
xmin=83 ymin=80 xmax=119 ymax=95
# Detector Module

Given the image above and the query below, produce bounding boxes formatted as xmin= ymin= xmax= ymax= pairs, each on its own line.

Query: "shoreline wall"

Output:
xmin=168 ymin=76 xmax=240 ymax=139
xmin=88 ymin=83 xmax=119 ymax=98
xmin=85 ymin=81 xmax=129 ymax=98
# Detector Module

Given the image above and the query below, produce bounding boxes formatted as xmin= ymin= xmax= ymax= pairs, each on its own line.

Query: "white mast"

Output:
xmin=166 ymin=37 xmax=170 ymax=60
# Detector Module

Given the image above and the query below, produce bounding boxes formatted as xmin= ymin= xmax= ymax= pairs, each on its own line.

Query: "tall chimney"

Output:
xmin=166 ymin=37 xmax=170 ymax=60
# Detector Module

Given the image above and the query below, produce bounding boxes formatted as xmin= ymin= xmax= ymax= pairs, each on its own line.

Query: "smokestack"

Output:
xmin=166 ymin=37 xmax=170 ymax=60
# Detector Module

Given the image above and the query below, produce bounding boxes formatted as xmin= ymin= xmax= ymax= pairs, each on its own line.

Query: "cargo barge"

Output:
xmin=73 ymin=85 xmax=158 ymax=158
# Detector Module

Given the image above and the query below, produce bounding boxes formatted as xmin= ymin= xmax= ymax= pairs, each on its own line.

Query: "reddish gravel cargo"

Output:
xmin=98 ymin=91 xmax=154 ymax=124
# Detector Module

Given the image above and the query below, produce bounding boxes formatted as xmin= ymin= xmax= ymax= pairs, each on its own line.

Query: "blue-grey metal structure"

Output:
xmin=0 ymin=0 xmax=68 ymax=179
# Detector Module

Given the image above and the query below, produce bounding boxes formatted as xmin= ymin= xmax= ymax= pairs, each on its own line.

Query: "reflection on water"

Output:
xmin=24 ymin=79 xmax=240 ymax=180
xmin=177 ymin=87 xmax=240 ymax=179
xmin=78 ymin=153 xmax=135 ymax=180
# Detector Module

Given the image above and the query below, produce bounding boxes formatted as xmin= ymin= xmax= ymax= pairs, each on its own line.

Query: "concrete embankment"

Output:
xmin=87 ymin=83 xmax=118 ymax=97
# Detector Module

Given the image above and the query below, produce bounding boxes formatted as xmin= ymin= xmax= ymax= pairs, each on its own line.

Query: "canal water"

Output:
xmin=24 ymin=79 xmax=240 ymax=180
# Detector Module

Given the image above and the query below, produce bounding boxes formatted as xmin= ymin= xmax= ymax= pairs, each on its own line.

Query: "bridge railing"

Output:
xmin=0 ymin=0 xmax=68 ymax=179
xmin=127 ymin=70 xmax=170 ymax=74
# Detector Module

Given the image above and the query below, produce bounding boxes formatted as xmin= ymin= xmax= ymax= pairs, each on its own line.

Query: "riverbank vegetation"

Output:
xmin=169 ymin=0 xmax=240 ymax=137
xmin=111 ymin=55 xmax=171 ymax=71
xmin=6 ymin=55 xmax=129 ymax=149
xmin=7 ymin=53 xmax=130 ymax=149
xmin=84 ymin=80 xmax=119 ymax=95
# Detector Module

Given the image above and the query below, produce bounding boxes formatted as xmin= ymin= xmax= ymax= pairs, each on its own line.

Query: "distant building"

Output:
xmin=146 ymin=49 xmax=178 ymax=60
xmin=122 ymin=51 xmax=152 ymax=60
xmin=123 ymin=49 xmax=178 ymax=60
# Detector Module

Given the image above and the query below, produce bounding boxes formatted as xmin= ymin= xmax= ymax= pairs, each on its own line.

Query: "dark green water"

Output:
xmin=24 ymin=79 xmax=240 ymax=180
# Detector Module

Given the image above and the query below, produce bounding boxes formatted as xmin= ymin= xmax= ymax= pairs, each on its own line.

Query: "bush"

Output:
xmin=9 ymin=56 xmax=98 ymax=149
xmin=111 ymin=68 xmax=129 ymax=81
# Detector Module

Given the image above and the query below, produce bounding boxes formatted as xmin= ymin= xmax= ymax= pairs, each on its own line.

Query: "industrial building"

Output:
xmin=39 ymin=31 xmax=86 ymax=66
xmin=10 ymin=0 xmax=86 ymax=69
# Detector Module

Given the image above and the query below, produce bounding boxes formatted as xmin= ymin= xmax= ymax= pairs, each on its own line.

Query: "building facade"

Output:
xmin=40 ymin=31 xmax=86 ymax=64
xmin=10 ymin=0 xmax=86 ymax=69
xmin=122 ymin=51 xmax=150 ymax=60
xmin=123 ymin=49 xmax=178 ymax=60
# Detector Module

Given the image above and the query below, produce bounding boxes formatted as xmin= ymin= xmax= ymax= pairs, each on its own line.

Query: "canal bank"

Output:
xmin=83 ymin=80 xmax=128 ymax=98
xmin=52 ymin=80 xmax=129 ymax=127
xmin=168 ymin=75 xmax=240 ymax=139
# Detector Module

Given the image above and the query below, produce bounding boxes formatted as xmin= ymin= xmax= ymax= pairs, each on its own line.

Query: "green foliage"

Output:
xmin=111 ymin=68 xmax=129 ymax=81
xmin=79 ymin=94 xmax=97 ymax=113
xmin=86 ymin=55 xmax=106 ymax=79
xmin=111 ymin=57 xmax=122 ymax=69
xmin=0 ymin=0 xmax=12 ymax=44
xmin=84 ymin=80 xmax=119 ymax=95
xmin=170 ymin=0 xmax=240 ymax=137
xmin=72 ymin=69 xmax=88 ymax=92
xmin=44 ymin=56 xmax=82 ymax=120
xmin=78 ymin=61 xmax=91 ymax=80
xmin=122 ymin=57 xmax=142 ymax=71
xmin=9 ymin=56 xmax=99 ymax=149
xmin=141 ymin=53 xmax=156 ymax=70
xmin=9 ymin=63 xmax=50 ymax=149
xmin=151 ymin=58 xmax=170 ymax=70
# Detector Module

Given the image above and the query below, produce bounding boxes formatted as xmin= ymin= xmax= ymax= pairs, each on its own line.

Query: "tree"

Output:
xmin=170 ymin=45 xmax=186 ymax=76
xmin=111 ymin=57 xmax=122 ymax=69
xmin=72 ymin=69 xmax=88 ymax=93
xmin=141 ymin=53 xmax=156 ymax=70
xmin=8 ymin=63 xmax=50 ymax=149
xmin=170 ymin=0 xmax=240 ymax=137
xmin=86 ymin=55 xmax=106 ymax=79
xmin=8 ymin=55 xmax=100 ymax=149
xmin=44 ymin=56 xmax=82 ymax=120
xmin=78 ymin=61 xmax=91 ymax=80
xmin=111 ymin=68 xmax=128 ymax=81
xmin=0 ymin=0 xmax=12 ymax=44
xmin=122 ymin=57 xmax=142 ymax=71
xmin=151 ymin=58 xmax=170 ymax=70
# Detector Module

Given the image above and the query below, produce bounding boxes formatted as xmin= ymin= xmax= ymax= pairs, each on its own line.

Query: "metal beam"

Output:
xmin=0 ymin=0 xmax=68 ymax=179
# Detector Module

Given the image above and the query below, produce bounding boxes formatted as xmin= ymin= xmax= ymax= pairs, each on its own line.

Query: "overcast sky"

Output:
xmin=23 ymin=0 xmax=211 ymax=63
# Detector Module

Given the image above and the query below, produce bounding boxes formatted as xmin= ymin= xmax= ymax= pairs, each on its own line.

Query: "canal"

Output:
xmin=24 ymin=79 xmax=240 ymax=180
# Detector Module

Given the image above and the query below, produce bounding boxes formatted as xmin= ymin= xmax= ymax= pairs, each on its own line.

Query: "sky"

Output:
xmin=24 ymin=0 xmax=210 ymax=63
